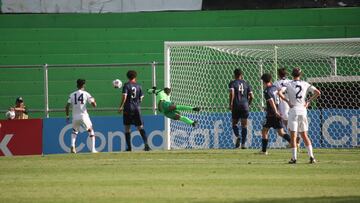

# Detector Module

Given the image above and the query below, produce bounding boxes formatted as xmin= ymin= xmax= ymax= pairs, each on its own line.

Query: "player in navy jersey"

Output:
xmin=259 ymin=73 xmax=291 ymax=155
xmin=118 ymin=70 xmax=150 ymax=151
xmin=229 ymin=68 xmax=254 ymax=149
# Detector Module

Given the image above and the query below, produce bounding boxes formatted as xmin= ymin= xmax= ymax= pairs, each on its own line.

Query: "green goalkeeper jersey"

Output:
xmin=147 ymin=88 xmax=170 ymax=104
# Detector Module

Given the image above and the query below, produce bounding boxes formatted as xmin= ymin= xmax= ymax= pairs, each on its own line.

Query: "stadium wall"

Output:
xmin=0 ymin=7 xmax=360 ymax=119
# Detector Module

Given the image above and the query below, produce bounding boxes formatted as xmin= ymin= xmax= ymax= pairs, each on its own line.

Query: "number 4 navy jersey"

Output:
xmin=228 ymin=79 xmax=252 ymax=110
xmin=122 ymin=81 xmax=144 ymax=112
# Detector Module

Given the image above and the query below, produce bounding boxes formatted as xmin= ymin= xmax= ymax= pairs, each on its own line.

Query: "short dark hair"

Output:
xmin=127 ymin=70 xmax=137 ymax=80
xmin=278 ymin=68 xmax=287 ymax=78
xmin=261 ymin=73 xmax=272 ymax=83
xmin=77 ymin=79 xmax=86 ymax=88
xmin=164 ymin=87 xmax=171 ymax=94
xmin=292 ymin=67 xmax=302 ymax=77
xmin=234 ymin=68 xmax=243 ymax=78
xmin=16 ymin=97 xmax=24 ymax=103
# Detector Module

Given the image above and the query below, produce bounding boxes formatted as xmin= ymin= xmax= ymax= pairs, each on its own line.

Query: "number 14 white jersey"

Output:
xmin=282 ymin=80 xmax=317 ymax=115
xmin=67 ymin=89 xmax=94 ymax=120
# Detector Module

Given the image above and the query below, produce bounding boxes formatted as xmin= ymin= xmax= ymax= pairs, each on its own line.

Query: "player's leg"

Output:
xmin=288 ymin=130 xmax=298 ymax=164
xmin=287 ymin=112 xmax=298 ymax=164
xmin=232 ymin=117 xmax=240 ymax=148
xmin=134 ymin=111 xmax=151 ymax=151
xmin=136 ymin=125 xmax=151 ymax=151
xmin=173 ymin=104 xmax=200 ymax=112
xmin=277 ymin=128 xmax=291 ymax=144
xmin=166 ymin=110 xmax=197 ymax=127
xmin=260 ymin=127 xmax=270 ymax=155
xmin=124 ymin=125 xmax=132 ymax=151
xmin=276 ymin=117 xmax=291 ymax=144
xmin=123 ymin=112 xmax=134 ymax=151
xmin=239 ymin=110 xmax=249 ymax=149
xmin=70 ymin=120 xmax=80 ymax=153
xmin=83 ymin=117 xmax=97 ymax=153
xmin=298 ymin=115 xmax=315 ymax=163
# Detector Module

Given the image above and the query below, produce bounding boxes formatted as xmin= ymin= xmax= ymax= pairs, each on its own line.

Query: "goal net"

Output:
xmin=164 ymin=38 xmax=360 ymax=150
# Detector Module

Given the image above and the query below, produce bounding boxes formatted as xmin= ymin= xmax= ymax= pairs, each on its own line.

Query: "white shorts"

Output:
xmin=72 ymin=116 xmax=93 ymax=132
xmin=287 ymin=113 xmax=308 ymax=132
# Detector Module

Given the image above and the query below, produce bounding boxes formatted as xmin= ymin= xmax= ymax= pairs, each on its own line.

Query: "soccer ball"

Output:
xmin=5 ymin=110 xmax=15 ymax=120
xmin=112 ymin=79 xmax=122 ymax=89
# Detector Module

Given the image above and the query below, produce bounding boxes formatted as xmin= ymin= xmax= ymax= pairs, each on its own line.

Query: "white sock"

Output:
xmin=292 ymin=148 xmax=297 ymax=160
xmin=71 ymin=133 xmax=76 ymax=147
xmin=91 ymin=136 xmax=96 ymax=152
xmin=306 ymin=145 xmax=314 ymax=158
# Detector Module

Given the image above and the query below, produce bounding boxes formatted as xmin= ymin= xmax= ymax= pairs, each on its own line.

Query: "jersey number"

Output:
xmin=74 ymin=93 xmax=84 ymax=104
xmin=238 ymin=83 xmax=244 ymax=95
xmin=295 ymin=85 xmax=302 ymax=99
xmin=131 ymin=87 xmax=137 ymax=99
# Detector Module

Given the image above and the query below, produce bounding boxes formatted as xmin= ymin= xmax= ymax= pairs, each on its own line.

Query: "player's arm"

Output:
xmin=87 ymin=93 xmax=96 ymax=108
xmin=229 ymin=88 xmax=234 ymax=110
xmin=248 ymin=92 xmax=254 ymax=106
xmin=278 ymin=87 xmax=291 ymax=107
xmin=65 ymin=96 xmax=71 ymax=121
xmin=268 ymin=98 xmax=281 ymax=118
xmin=65 ymin=102 xmax=71 ymax=122
xmin=147 ymin=87 xmax=163 ymax=95
xmin=118 ymin=93 xmax=127 ymax=113
xmin=247 ymin=83 xmax=254 ymax=107
xmin=90 ymin=99 xmax=97 ymax=108
xmin=305 ymin=86 xmax=321 ymax=108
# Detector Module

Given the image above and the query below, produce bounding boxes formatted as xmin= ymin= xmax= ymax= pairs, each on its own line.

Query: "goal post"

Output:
xmin=164 ymin=38 xmax=360 ymax=150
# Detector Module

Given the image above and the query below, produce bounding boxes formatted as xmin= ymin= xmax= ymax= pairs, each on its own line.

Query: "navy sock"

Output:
xmin=241 ymin=127 xmax=247 ymax=145
xmin=125 ymin=132 xmax=132 ymax=150
xmin=139 ymin=129 xmax=148 ymax=145
xmin=262 ymin=139 xmax=268 ymax=152
xmin=283 ymin=134 xmax=291 ymax=143
xmin=232 ymin=126 xmax=239 ymax=138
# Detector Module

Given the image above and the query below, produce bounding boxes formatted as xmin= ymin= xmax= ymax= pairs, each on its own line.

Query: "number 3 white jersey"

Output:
xmin=67 ymin=89 xmax=95 ymax=120
xmin=283 ymin=80 xmax=317 ymax=115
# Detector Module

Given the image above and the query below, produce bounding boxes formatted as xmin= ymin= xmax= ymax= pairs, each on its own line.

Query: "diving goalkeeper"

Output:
xmin=147 ymin=87 xmax=200 ymax=127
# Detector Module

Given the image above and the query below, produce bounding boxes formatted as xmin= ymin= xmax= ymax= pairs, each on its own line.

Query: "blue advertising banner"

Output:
xmin=43 ymin=116 xmax=164 ymax=154
xmin=320 ymin=109 xmax=359 ymax=148
xmin=43 ymin=109 xmax=359 ymax=154
xmin=169 ymin=109 xmax=358 ymax=149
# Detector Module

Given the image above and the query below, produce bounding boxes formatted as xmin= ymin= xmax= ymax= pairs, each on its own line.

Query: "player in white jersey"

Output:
xmin=279 ymin=68 xmax=320 ymax=164
xmin=274 ymin=68 xmax=301 ymax=150
xmin=273 ymin=68 xmax=291 ymax=123
xmin=65 ymin=79 xmax=98 ymax=154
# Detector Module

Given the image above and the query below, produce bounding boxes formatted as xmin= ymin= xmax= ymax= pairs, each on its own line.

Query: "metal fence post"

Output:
xmin=151 ymin=61 xmax=157 ymax=115
xmin=43 ymin=64 xmax=49 ymax=118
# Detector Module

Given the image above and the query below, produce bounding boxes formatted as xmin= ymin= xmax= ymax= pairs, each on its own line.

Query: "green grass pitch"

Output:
xmin=1 ymin=149 xmax=360 ymax=203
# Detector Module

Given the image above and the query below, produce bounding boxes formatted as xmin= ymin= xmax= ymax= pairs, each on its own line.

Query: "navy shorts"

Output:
xmin=123 ymin=110 xmax=143 ymax=126
xmin=263 ymin=116 xmax=284 ymax=129
xmin=231 ymin=108 xmax=249 ymax=120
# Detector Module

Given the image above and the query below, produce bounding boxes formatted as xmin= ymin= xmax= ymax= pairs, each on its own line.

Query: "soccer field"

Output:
xmin=1 ymin=149 xmax=360 ymax=203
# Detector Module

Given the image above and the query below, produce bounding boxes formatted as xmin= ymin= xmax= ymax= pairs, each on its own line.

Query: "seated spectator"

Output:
xmin=14 ymin=97 xmax=28 ymax=119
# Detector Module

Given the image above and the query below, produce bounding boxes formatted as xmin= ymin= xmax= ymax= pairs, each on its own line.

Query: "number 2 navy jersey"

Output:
xmin=263 ymin=85 xmax=280 ymax=117
xmin=122 ymin=81 xmax=144 ymax=112
xmin=228 ymin=79 xmax=252 ymax=110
